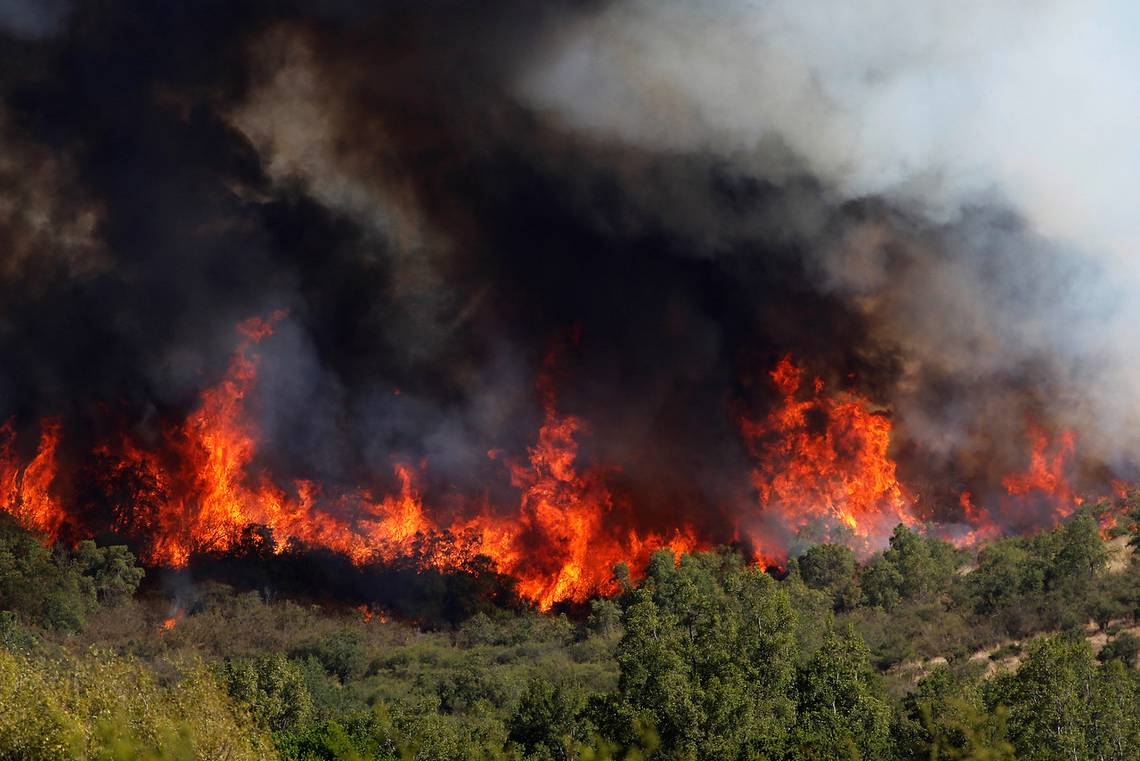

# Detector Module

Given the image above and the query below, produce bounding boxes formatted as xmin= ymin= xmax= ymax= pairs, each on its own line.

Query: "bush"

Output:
xmin=219 ymin=653 xmax=314 ymax=732
xmin=507 ymin=677 xmax=586 ymax=760
xmin=0 ymin=517 xmax=143 ymax=632
xmin=1098 ymin=632 xmax=1140 ymax=668
xmin=0 ymin=647 xmax=274 ymax=759
xmin=293 ymin=628 xmax=368 ymax=682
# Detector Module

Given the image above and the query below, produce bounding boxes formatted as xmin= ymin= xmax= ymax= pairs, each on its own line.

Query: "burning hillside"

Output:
xmin=0 ymin=312 xmax=1116 ymax=610
xmin=1 ymin=1 xmax=1138 ymax=610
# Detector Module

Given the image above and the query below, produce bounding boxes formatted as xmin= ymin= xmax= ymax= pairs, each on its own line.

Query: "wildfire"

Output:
xmin=0 ymin=418 xmax=64 ymax=538
xmin=0 ymin=316 xmax=1128 ymax=611
xmin=160 ymin=606 xmax=185 ymax=632
xmin=460 ymin=373 xmax=700 ymax=609
xmin=1000 ymin=424 xmax=1077 ymax=514
xmin=0 ymin=315 xmax=700 ymax=610
xmin=136 ymin=311 xmax=438 ymax=568
xmin=738 ymin=355 xmax=913 ymax=554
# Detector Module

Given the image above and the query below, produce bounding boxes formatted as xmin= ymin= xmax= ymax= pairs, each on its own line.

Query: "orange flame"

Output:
xmin=1001 ymin=424 xmax=1076 ymax=513
xmin=0 ymin=418 xmax=64 ymax=539
xmin=140 ymin=313 xmax=437 ymax=567
xmin=950 ymin=424 xmax=1081 ymax=546
xmin=0 ymin=319 xmax=1130 ymax=610
xmin=37 ymin=317 xmax=691 ymax=609
xmin=739 ymin=355 xmax=913 ymax=556
xmin=459 ymin=372 xmax=700 ymax=609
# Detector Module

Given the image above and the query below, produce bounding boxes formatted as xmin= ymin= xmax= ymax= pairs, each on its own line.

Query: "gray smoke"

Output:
xmin=517 ymin=0 xmax=1140 ymax=473
xmin=0 ymin=0 xmax=71 ymax=39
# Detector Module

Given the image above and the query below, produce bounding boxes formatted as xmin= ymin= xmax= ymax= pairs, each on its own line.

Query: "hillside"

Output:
xmin=2 ymin=508 xmax=1138 ymax=760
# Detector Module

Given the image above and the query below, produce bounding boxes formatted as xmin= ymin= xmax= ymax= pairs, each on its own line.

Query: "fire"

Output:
xmin=0 ymin=418 xmax=64 ymax=539
xmin=137 ymin=312 xmax=436 ymax=568
xmin=160 ymin=606 xmax=185 ymax=632
xmin=1000 ymin=424 xmax=1076 ymax=514
xmin=950 ymin=491 xmax=1001 ymax=547
xmin=0 ymin=316 xmax=1130 ymax=611
xmin=738 ymin=355 xmax=913 ymax=554
xmin=453 ymin=359 xmax=701 ymax=609
xmin=0 ymin=315 xmax=696 ymax=610
xmin=947 ymin=424 xmax=1081 ymax=546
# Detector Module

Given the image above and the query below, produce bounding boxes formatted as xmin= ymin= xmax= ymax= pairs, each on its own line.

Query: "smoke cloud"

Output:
xmin=0 ymin=0 xmax=1133 ymax=561
xmin=519 ymin=0 xmax=1140 ymax=476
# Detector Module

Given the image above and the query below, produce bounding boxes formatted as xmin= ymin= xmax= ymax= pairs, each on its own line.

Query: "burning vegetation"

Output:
xmin=5 ymin=2 xmax=1140 ymax=758
xmin=0 ymin=314 xmax=1122 ymax=611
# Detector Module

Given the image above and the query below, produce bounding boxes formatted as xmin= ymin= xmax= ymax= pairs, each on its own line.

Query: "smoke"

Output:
xmin=518 ymin=0 xmax=1140 ymax=475
xmin=0 ymin=0 xmax=72 ymax=39
xmin=0 ymin=0 xmax=1133 ymax=559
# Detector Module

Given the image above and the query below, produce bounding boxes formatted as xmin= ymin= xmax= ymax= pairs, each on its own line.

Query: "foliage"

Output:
xmin=796 ymin=543 xmax=861 ymax=609
xmin=603 ymin=550 xmax=799 ymax=759
xmin=294 ymin=628 xmax=369 ymax=682
xmin=791 ymin=627 xmax=893 ymax=760
xmin=2 ymin=513 xmax=1139 ymax=759
xmin=1098 ymin=632 xmax=1140 ymax=668
xmin=985 ymin=634 xmax=1140 ymax=761
xmin=219 ymin=653 xmax=314 ymax=732
xmin=0 ymin=516 xmax=143 ymax=632
xmin=507 ymin=677 xmax=587 ymax=760
xmin=0 ymin=647 xmax=274 ymax=759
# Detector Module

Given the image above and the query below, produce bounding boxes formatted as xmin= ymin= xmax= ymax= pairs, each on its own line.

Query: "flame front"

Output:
xmin=0 ymin=318 xmax=1117 ymax=611
xmin=1001 ymin=424 xmax=1077 ymax=513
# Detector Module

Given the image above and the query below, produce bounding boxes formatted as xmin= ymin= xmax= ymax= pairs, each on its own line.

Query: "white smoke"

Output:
xmin=518 ymin=0 xmax=1140 ymax=469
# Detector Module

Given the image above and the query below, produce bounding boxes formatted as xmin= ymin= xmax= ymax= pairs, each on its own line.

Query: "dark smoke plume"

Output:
xmin=0 ymin=0 xmax=1131 ymax=557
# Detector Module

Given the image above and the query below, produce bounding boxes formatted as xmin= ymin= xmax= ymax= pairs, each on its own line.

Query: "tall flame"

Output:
xmin=0 ymin=319 xmax=1125 ymax=611
xmin=1001 ymin=424 xmax=1077 ymax=513
xmin=739 ymin=355 xmax=913 ymax=554
xmin=460 ymin=374 xmax=699 ymax=609
xmin=0 ymin=418 xmax=64 ymax=538
xmin=144 ymin=311 xmax=436 ymax=567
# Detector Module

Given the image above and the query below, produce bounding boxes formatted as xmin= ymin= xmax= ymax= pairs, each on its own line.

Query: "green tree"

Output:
xmin=859 ymin=555 xmax=902 ymax=611
xmin=792 ymin=627 xmax=893 ymax=760
xmin=797 ymin=543 xmax=861 ymax=609
xmin=602 ymin=550 xmax=798 ymax=759
xmin=969 ymin=539 xmax=1043 ymax=615
xmin=895 ymin=666 xmax=1014 ymax=761
xmin=882 ymin=524 xmax=960 ymax=602
xmin=1098 ymin=632 xmax=1140 ymax=668
xmin=0 ymin=517 xmax=92 ymax=631
xmin=1037 ymin=514 xmax=1107 ymax=593
xmin=798 ymin=543 xmax=855 ymax=591
xmin=0 ymin=518 xmax=144 ymax=632
xmin=72 ymin=540 xmax=145 ymax=605
xmin=219 ymin=653 xmax=313 ymax=733
xmin=982 ymin=633 xmax=1140 ymax=761
xmin=1087 ymin=659 xmax=1140 ymax=761
xmin=507 ymin=677 xmax=585 ymax=760
xmin=293 ymin=628 xmax=368 ymax=682
xmin=586 ymin=598 xmax=622 ymax=639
